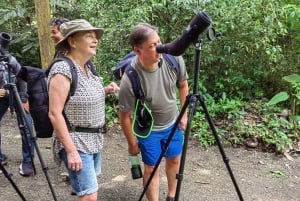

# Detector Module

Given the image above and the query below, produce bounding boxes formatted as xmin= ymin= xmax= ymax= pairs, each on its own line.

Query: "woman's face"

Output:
xmin=69 ymin=31 xmax=99 ymax=57
xmin=50 ymin=25 xmax=63 ymax=44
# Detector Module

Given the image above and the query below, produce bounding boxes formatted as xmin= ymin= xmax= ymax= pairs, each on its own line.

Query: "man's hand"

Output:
xmin=179 ymin=115 xmax=188 ymax=131
xmin=128 ymin=141 xmax=140 ymax=156
xmin=22 ymin=101 xmax=30 ymax=113
xmin=0 ymin=89 xmax=7 ymax=97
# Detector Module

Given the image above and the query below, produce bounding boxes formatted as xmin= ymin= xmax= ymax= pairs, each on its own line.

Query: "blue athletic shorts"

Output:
xmin=137 ymin=124 xmax=183 ymax=166
xmin=59 ymin=149 xmax=101 ymax=196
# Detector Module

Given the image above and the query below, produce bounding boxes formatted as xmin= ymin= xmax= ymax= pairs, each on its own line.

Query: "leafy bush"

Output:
xmin=192 ymin=98 xmax=299 ymax=153
xmin=1 ymin=0 xmax=299 ymax=152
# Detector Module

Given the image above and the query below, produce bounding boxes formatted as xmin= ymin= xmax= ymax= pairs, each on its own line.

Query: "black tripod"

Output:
xmin=138 ymin=38 xmax=244 ymax=201
xmin=1 ymin=56 xmax=58 ymax=201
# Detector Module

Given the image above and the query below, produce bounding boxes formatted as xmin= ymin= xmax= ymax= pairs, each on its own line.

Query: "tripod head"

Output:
xmin=0 ymin=53 xmax=15 ymax=87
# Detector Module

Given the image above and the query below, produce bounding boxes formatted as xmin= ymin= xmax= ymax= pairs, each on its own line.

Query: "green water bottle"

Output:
xmin=128 ymin=154 xmax=143 ymax=179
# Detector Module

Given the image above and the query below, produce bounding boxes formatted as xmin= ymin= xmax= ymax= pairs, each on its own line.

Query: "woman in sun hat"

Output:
xmin=47 ymin=19 xmax=119 ymax=201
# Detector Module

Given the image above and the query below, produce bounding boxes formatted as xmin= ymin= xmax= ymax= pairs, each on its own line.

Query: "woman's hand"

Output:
xmin=67 ymin=151 xmax=82 ymax=172
xmin=104 ymin=82 xmax=120 ymax=94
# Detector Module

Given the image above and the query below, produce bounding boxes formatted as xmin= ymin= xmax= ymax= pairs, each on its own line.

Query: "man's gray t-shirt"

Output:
xmin=119 ymin=55 xmax=188 ymax=130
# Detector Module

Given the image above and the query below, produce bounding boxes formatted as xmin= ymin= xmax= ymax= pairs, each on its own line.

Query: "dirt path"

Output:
xmin=0 ymin=113 xmax=299 ymax=201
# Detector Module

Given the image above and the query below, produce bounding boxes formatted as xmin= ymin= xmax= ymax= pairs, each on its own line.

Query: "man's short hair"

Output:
xmin=129 ymin=23 xmax=158 ymax=48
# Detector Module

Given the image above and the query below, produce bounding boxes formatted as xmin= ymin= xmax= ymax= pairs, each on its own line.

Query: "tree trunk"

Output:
xmin=34 ymin=0 xmax=54 ymax=69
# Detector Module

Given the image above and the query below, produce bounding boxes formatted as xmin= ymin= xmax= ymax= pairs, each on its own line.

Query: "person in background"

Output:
xmin=50 ymin=17 xmax=69 ymax=44
xmin=0 ymin=50 xmax=35 ymax=176
xmin=49 ymin=17 xmax=70 ymax=58
xmin=48 ymin=19 xmax=119 ymax=201
xmin=118 ymin=23 xmax=189 ymax=201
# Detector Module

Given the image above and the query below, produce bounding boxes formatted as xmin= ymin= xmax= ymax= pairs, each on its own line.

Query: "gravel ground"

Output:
xmin=0 ymin=113 xmax=299 ymax=201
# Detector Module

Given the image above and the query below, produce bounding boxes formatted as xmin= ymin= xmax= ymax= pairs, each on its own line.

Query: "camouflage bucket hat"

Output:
xmin=55 ymin=19 xmax=104 ymax=51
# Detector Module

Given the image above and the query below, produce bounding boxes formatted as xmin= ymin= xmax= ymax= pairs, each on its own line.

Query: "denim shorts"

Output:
xmin=137 ymin=124 xmax=183 ymax=166
xmin=59 ymin=149 xmax=102 ymax=196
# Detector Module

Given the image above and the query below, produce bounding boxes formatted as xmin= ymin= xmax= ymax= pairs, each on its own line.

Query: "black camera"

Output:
xmin=0 ymin=32 xmax=14 ymax=87
xmin=0 ymin=32 xmax=12 ymax=63
xmin=0 ymin=32 xmax=12 ymax=50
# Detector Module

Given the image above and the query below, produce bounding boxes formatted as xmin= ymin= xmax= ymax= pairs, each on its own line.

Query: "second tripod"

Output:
xmin=0 ymin=51 xmax=58 ymax=200
xmin=3 ymin=81 xmax=58 ymax=201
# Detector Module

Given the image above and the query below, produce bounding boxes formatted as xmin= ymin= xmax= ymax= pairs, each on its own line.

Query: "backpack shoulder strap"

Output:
xmin=162 ymin=53 xmax=179 ymax=75
xmin=47 ymin=56 xmax=77 ymax=96
xmin=162 ymin=53 xmax=180 ymax=87
xmin=86 ymin=60 xmax=98 ymax=76
xmin=114 ymin=51 xmax=136 ymax=80
xmin=62 ymin=56 xmax=77 ymax=96
xmin=125 ymin=66 xmax=144 ymax=100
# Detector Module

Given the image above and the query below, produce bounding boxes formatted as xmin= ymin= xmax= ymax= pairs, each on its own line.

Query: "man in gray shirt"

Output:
xmin=119 ymin=23 xmax=189 ymax=201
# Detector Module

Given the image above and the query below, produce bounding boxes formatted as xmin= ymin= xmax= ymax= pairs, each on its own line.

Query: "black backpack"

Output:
xmin=114 ymin=51 xmax=179 ymax=99
xmin=18 ymin=56 xmax=78 ymax=138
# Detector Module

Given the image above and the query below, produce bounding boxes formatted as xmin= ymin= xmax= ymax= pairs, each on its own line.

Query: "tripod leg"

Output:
xmin=0 ymin=163 xmax=27 ymax=201
xmin=197 ymin=94 xmax=244 ymax=201
xmin=174 ymin=96 xmax=198 ymax=201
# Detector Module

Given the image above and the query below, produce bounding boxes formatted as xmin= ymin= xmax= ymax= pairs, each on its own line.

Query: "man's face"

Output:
xmin=136 ymin=32 xmax=162 ymax=65
xmin=50 ymin=25 xmax=63 ymax=44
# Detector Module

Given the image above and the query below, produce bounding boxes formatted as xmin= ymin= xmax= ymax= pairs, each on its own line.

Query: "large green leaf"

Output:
xmin=290 ymin=115 xmax=300 ymax=121
xmin=267 ymin=92 xmax=289 ymax=106
xmin=283 ymin=74 xmax=300 ymax=83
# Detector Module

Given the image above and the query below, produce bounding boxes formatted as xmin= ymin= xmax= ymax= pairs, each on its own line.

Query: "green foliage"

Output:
xmin=192 ymin=97 xmax=299 ymax=153
xmin=268 ymin=74 xmax=300 ymax=122
xmin=268 ymin=92 xmax=289 ymax=106
xmin=104 ymin=94 xmax=119 ymax=127
xmin=2 ymin=0 xmax=299 ymax=96
xmin=201 ymin=0 xmax=294 ymax=100
xmin=0 ymin=1 xmax=40 ymax=66
xmin=191 ymin=111 xmax=214 ymax=148
xmin=1 ymin=0 xmax=299 ymax=152
xmin=266 ymin=170 xmax=286 ymax=178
